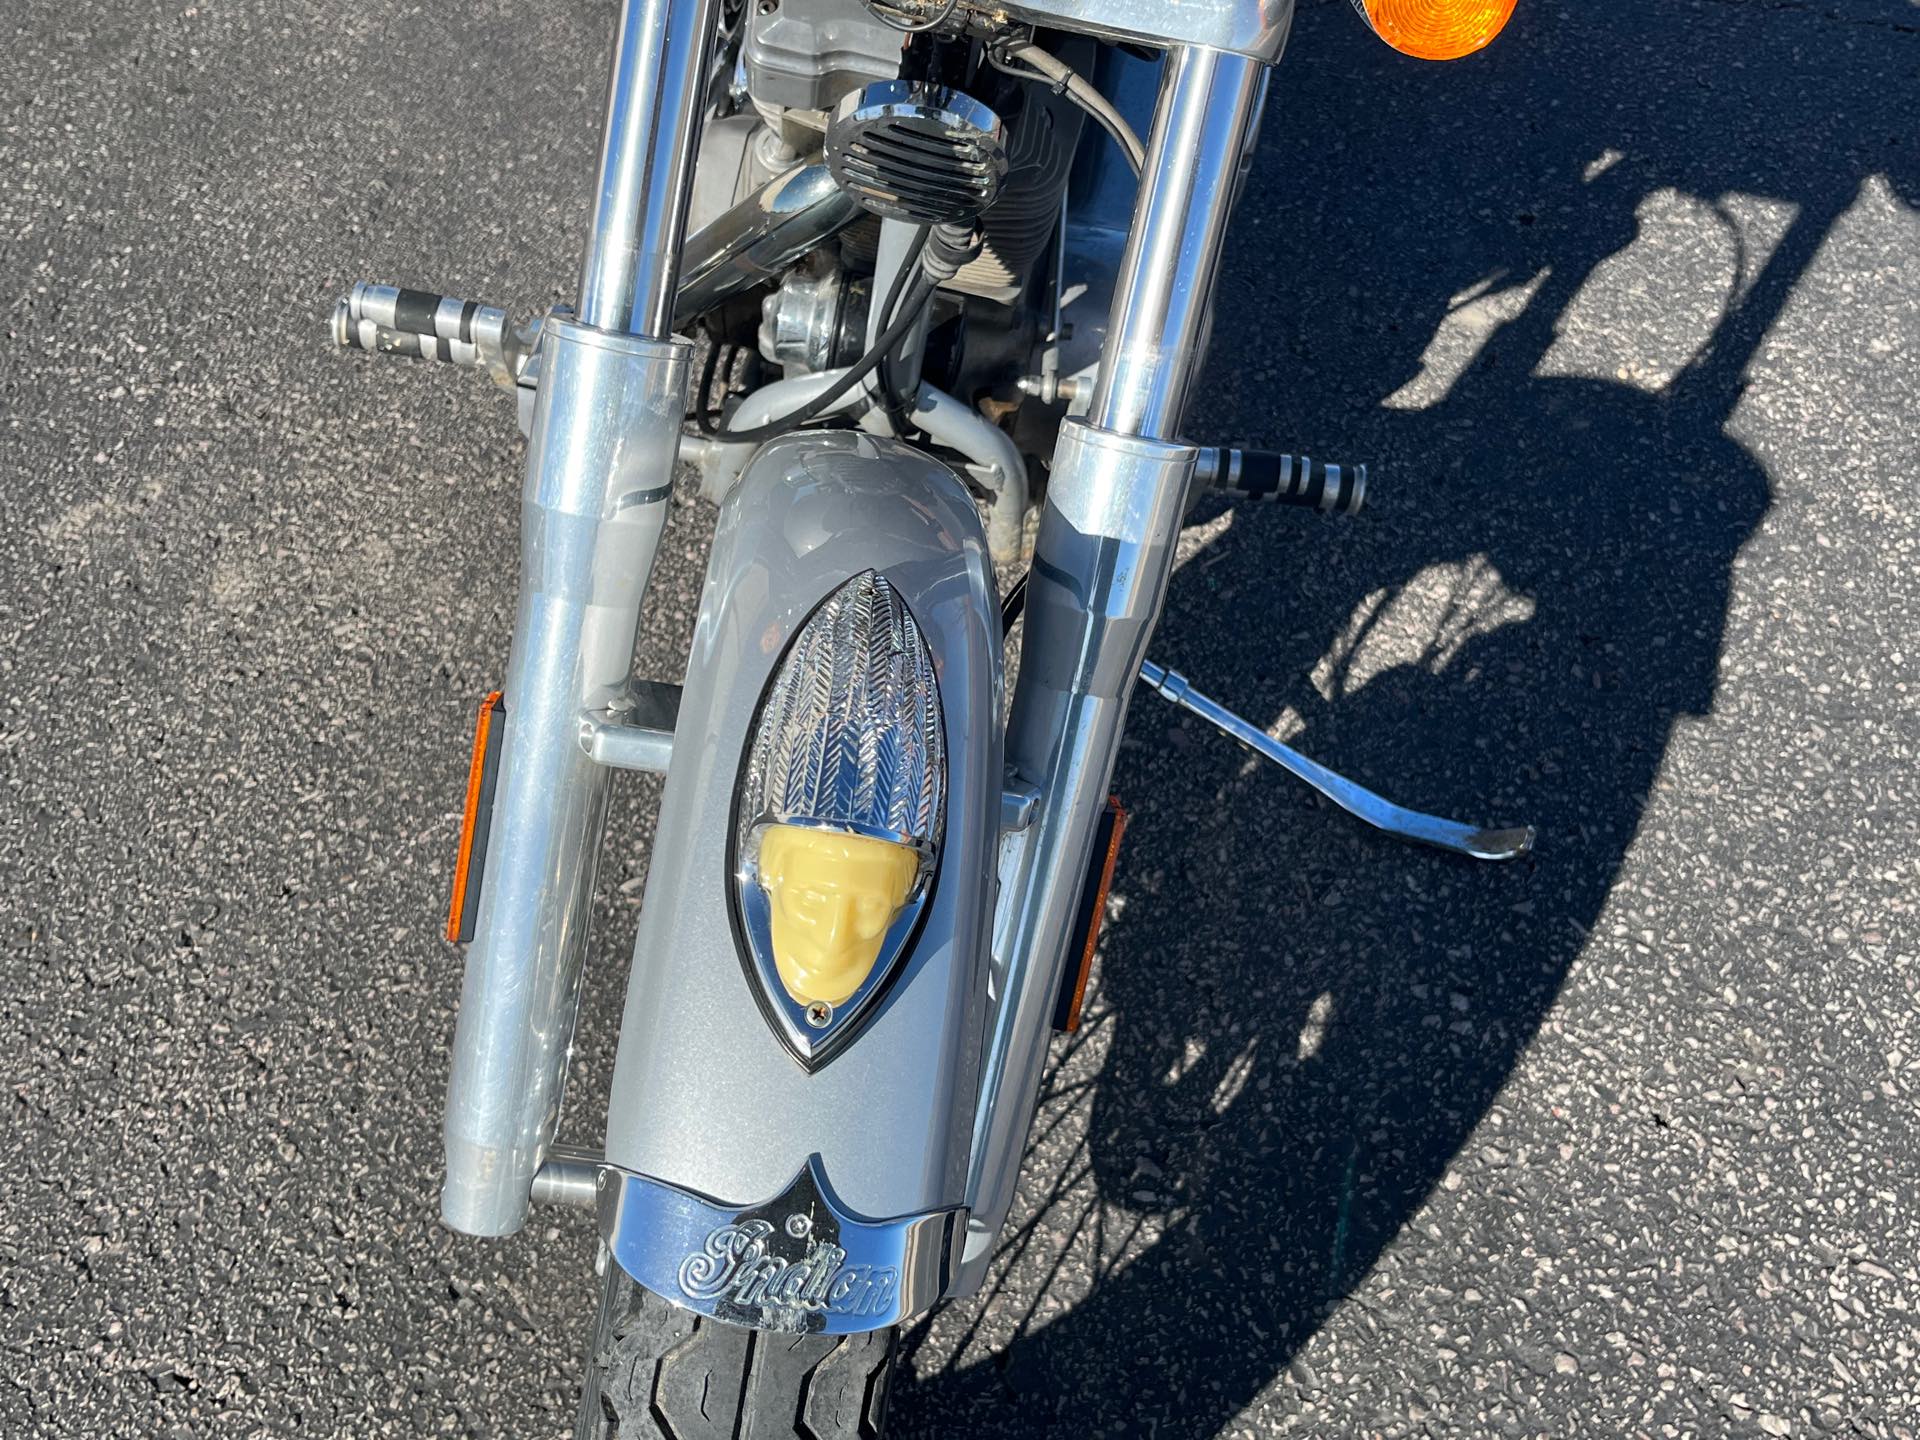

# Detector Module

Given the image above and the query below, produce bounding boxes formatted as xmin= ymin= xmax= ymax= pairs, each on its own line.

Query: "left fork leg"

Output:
xmin=440 ymin=0 xmax=723 ymax=1239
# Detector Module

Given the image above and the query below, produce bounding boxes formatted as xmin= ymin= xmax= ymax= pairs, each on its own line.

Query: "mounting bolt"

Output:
xmin=1017 ymin=373 xmax=1083 ymax=406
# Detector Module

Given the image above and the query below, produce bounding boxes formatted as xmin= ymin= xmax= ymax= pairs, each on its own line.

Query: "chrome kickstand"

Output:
xmin=1138 ymin=661 xmax=1537 ymax=862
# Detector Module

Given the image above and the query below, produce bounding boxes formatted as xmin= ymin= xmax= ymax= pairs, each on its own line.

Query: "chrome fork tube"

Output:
xmin=441 ymin=0 xmax=718 ymax=1238
xmin=959 ymin=46 xmax=1267 ymax=1285
xmin=1086 ymin=46 xmax=1268 ymax=440
xmin=578 ymin=0 xmax=727 ymax=335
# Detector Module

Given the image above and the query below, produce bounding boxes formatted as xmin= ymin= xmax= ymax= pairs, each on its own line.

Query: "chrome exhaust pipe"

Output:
xmin=672 ymin=163 xmax=865 ymax=331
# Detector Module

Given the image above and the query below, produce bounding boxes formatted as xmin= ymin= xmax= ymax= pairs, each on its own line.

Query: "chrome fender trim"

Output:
xmin=598 ymin=1157 xmax=966 ymax=1335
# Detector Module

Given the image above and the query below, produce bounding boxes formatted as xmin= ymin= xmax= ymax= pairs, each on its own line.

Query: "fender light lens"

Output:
xmin=1053 ymin=796 xmax=1127 ymax=1034
xmin=732 ymin=569 xmax=946 ymax=1069
xmin=1354 ymin=0 xmax=1518 ymax=60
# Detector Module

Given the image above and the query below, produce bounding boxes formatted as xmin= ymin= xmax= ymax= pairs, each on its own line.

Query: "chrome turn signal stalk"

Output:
xmin=1137 ymin=660 xmax=1536 ymax=862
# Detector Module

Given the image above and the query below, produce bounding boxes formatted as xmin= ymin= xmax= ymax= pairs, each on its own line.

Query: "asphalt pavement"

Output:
xmin=3 ymin=0 xmax=1917 ymax=1435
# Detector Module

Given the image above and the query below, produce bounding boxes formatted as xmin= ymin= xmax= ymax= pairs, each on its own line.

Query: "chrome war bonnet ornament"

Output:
xmin=733 ymin=570 xmax=947 ymax=1069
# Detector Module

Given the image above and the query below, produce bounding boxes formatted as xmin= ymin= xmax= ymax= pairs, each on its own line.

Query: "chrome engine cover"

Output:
xmin=827 ymin=81 xmax=1009 ymax=225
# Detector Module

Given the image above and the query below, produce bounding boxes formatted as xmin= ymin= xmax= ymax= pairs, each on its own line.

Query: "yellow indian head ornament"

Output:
xmin=757 ymin=826 xmax=920 ymax=1005
xmin=735 ymin=571 xmax=945 ymax=1062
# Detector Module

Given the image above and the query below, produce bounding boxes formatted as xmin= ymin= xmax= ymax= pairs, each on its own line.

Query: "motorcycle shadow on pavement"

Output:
xmin=895 ymin=4 xmax=1915 ymax=1435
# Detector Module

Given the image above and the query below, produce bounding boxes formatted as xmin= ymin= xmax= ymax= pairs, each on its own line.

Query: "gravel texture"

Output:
xmin=3 ymin=0 xmax=1917 ymax=1436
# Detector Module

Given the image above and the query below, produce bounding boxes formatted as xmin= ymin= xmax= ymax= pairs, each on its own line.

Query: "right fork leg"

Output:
xmin=959 ymin=45 xmax=1271 ymax=1286
xmin=440 ymin=0 xmax=723 ymax=1239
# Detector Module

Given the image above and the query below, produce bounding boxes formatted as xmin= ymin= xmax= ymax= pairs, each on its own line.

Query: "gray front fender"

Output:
xmin=597 ymin=432 xmax=1002 ymax=1330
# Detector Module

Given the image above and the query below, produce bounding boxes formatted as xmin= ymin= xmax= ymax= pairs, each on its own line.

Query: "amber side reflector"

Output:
xmin=446 ymin=691 xmax=505 ymax=944
xmin=1054 ymin=797 xmax=1128 ymax=1033
xmin=1357 ymin=0 xmax=1518 ymax=60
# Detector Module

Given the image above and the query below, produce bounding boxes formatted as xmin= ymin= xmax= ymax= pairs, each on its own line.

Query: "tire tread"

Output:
xmin=576 ymin=1264 xmax=899 ymax=1440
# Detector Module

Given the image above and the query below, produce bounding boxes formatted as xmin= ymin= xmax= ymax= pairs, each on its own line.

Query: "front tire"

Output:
xmin=574 ymin=1261 xmax=900 ymax=1440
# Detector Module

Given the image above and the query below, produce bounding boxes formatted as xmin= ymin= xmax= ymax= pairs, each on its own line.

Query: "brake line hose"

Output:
xmin=987 ymin=40 xmax=1146 ymax=176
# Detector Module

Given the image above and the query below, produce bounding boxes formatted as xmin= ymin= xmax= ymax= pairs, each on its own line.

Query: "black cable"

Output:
xmin=693 ymin=228 xmax=927 ymax=439
xmin=715 ymin=230 xmax=934 ymax=447
xmin=716 ymin=269 xmax=941 ymax=446
xmin=877 ymin=224 xmax=932 ymax=426
xmin=880 ymin=229 xmax=931 ymax=323
xmin=1001 ymin=573 xmax=1028 ymax=635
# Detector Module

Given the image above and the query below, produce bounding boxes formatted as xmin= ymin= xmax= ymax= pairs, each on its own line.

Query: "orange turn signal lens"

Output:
xmin=1054 ymin=797 xmax=1128 ymax=1034
xmin=447 ymin=690 xmax=504 ymax=945
xmin=1357 ymin=0 xmax=1518 ymax=60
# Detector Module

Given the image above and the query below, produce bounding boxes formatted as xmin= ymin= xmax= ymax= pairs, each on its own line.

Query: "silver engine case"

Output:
xmin=602 ymin=432 xmax=1002 ymax=1234
xmin=743 ymin=0 xmax=906 ymax=113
